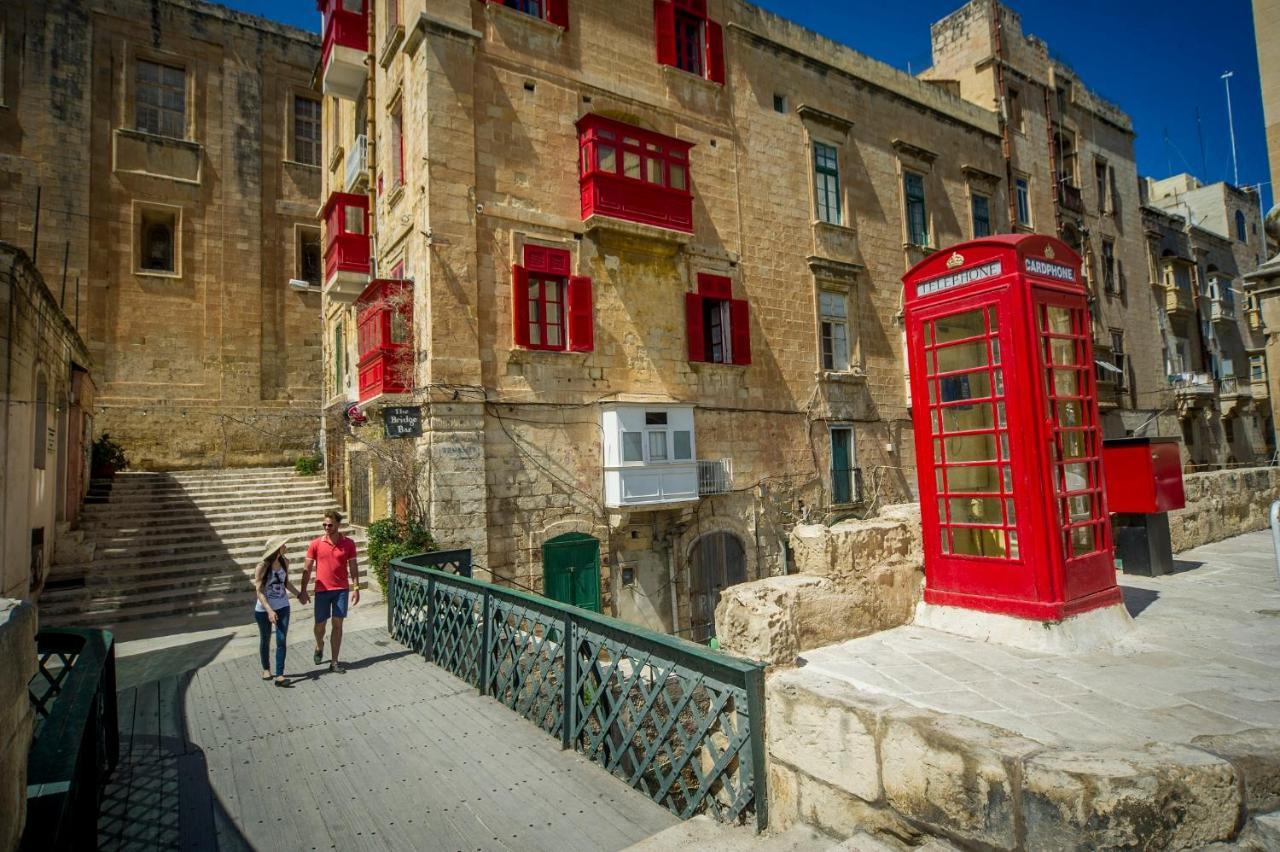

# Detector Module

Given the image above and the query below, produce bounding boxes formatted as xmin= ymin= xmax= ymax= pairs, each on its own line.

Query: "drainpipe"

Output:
xmin=667 ymin=537 xmax=680 ymax=634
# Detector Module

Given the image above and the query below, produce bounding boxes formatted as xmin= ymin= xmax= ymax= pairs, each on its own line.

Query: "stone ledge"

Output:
xmin=767 ymin=666 xmax=1265 ymax=850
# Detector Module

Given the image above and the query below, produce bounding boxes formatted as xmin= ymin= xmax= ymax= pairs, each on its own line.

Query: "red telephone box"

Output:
xmin=902 ymin=234 xmax=1123 ymax=621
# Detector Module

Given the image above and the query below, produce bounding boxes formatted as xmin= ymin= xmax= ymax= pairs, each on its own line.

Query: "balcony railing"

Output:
xmin=1056 ymin=181 xmax=1084 ymax=215
xmin=697 ymin=458 xmax=734 ymax=496
xmin=1171 ymin=372 xmax=1215 ymax=399
xmin=23 ymin=629 xmax=119 ymax=852
xmin=344 ymin=134 xmax=369 ymax=192
xmin=1211 ymin=297 xmax=1237 ymax=323
xmin=387 ymin=555 xmax=769 ymax=829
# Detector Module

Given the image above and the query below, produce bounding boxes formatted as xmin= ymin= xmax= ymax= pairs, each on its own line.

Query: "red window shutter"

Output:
xmin=513 ymin=265 xmax=531 ymax=348
xmin=685 ymin=292 xmax=705 ymax=362
xmin=696 ymin=272 xmax=732 ymax=299
xmin=706 ymin=20 xmax=725 ymax=84
xmin=567 ymin=275 xmax=594 ymax=352
xmin=730 ymin=298 xmax=751 ymax=365
xmin=654 ymin=0 xmax=677 ymax=68
xmin=548 ymin=0 xmax=569 ymax=29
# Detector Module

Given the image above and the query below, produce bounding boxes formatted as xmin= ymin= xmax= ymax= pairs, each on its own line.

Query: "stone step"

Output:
xmin=83 ymin=484 xmax=334 ymax=507
xmin=79 ymin=511 xmax=346 ymax=541
xmin=88 ymin=473 xmax=328 ymax=491
xmin=39 ymin=582 xmax=370 ymax=628
xmin=80 ymin=502 xmax=343 ymax=527
xmin=52 ymin=535 xmax=369 ymax=574
xmin=102 ymin=467 xmax=299 ymax=483
xmin=81 ymin=521 xmax=354 ymax=551
xmin=45 ymin=545 xmax=370 ymax=591
xmin=40 ymin=568 xmax=371 ymax=610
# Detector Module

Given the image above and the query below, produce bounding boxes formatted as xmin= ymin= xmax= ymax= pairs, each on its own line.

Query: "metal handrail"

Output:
xmin=388 ymin=555 xmax=769 ymax=830
xmin=23 ymin=628 xmax=119 ymax=852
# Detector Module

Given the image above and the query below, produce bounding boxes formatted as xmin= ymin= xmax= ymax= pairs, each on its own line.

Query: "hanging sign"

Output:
xmin=383 ymin=406 xmax=422 ymax=439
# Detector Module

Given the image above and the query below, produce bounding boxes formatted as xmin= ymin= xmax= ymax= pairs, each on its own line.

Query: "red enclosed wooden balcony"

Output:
xmin=318 ymin=0 xmax=368 ymax=101
xmin=356 ymin=278 xmax=413 ymax=402
xmin=321 ymin=191 xmax=370 ymax=302
xmin=577 ymin=115 xmax=694 ymax=234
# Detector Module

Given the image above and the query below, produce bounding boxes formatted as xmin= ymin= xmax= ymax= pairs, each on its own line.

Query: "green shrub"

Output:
xmin=91 ymin=434 xmax=128 ymax=478
xmin=294 ymin=454 xmax=322 ymax=476
xmin=367 ymin=518 xmax=436 ymax=593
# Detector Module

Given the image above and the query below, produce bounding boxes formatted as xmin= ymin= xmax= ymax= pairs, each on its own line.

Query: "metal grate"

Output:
xmin=388 ymin=555 xmax=768 ymax=831
xmin=697 ymin=458 xmax=734 ymax=496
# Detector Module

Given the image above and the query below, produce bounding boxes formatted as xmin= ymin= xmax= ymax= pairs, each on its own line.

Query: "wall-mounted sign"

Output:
xmin=383 ymin=406 xmax=422 ymax=439
xmin=915 ymin=260 xmax=1003 ymax=298
xmin=1024 ymin=258 xmax=1076 ymax=282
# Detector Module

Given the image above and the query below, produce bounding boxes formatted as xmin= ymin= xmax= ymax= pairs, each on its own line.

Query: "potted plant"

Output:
xmin=91 ymin=433 xmax=128 ymax=479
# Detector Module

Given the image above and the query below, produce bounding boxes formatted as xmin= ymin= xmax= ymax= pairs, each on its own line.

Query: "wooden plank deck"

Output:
xmin=100 ymin=627 xmax=680 ymax=851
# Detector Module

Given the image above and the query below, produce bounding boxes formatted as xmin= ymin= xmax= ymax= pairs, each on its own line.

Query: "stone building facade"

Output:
xmin=1256 ymin=0 xmax=1280 ymax=202
xmin=320 ymin=0 xmax=1008 ymax=637
xmin=1143 ymin=175 xmax=1273 ymax=468
xmin=921 ymin=0 xmax=1170 ymax=441
xmin=318 ymin=0 xmax=1275 ymax=638
xmin=0 ymin=0 xmax=323 ymax=470
xmin=0 ymin=243 xmax=95 ymax=601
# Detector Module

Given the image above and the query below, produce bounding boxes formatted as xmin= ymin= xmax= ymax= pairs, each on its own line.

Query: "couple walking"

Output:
xmin=254 ymin=510 xmax=361 ymax=686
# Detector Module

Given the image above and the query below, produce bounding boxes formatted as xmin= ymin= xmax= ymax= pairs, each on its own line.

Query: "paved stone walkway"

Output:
xmin=101 ymin=627 xmax=679 ymax=851
xmin=802 ymin=530 xmax=1280 ymax=747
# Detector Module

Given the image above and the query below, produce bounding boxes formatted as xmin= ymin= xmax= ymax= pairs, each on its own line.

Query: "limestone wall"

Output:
xmin=715 ymin=505 xmax=923 ymax=664
xmin=0 ymin=600 xmax=36 ymax=850
xmin=1170 ymin=465 xmax=1280 ymax=553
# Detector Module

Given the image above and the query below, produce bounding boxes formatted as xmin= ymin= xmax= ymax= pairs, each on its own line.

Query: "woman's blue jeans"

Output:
xmin=254 ymin=607 xmax=290 ymax=676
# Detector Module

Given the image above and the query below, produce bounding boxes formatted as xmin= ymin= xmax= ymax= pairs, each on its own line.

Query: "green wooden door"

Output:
xmin=543 ymin=534 xmax=601 ymax=612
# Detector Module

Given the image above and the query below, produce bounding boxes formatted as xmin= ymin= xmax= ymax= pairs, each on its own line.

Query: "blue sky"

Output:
xmin=240 ymin=1 xmax=1272 ymax=210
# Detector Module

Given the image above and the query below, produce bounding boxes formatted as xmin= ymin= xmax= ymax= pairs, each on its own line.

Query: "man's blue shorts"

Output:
xmin=314 ymin=590 xmax=350 ymax=623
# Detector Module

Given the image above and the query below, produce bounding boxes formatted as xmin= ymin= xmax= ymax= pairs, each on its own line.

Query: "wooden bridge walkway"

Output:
xmin=98 ymin=627 xmax=680 ymax=851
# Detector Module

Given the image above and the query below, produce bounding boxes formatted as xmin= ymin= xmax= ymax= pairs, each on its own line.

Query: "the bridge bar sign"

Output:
xmin=383 ymin=406 xmax=423 ymax=439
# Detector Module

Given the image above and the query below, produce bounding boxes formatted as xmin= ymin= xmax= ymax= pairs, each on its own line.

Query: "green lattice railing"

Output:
xmin=388 ymin=556 xmax=769 ymax=831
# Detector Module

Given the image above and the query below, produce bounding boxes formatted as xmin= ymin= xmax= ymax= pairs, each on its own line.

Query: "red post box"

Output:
xmin=903 ymin=234 xmax=1123 ymax=621
xmin=1102 ymin=438 xmax=1185 ymax=514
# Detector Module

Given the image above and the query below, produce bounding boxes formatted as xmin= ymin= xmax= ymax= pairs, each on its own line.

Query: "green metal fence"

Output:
xmin=388 ymin=556 xmax=769 ymax=831
xmin=24 ymin=628 xmax=119 ymax=852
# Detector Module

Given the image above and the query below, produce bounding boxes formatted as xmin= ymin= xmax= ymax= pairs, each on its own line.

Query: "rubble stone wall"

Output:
xmin=0 ymin=600 xmax=36 ymax=850
xmin=1169 ymin=465 xmax=1280 ymax=553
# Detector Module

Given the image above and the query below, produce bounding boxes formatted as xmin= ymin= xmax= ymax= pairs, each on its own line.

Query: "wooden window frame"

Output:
xmin=292 ymin=94 xmax=322 ymax=167
xmin=135 ymin=57 xmax=188 ymax=140
xmin=813 ymin=141 xmax=842 ymax=226
xmin=971 ymin=192 xmax=992 ymax=238
xmin=1015 ymin=176 xmax=1032 ymax=228
xmin=484 ymin=0 xmax=570 ymax=29
xmin=512 ymin=245 xmax=593 ymax=352
xmin=654 ymin=0 xmax=724 ymax=85
xmin=819 ymin=290 xmax=851 ymax=372
xmin=904 ymin=171 xmax=929 ymax=247
xmin=686 ymin=273 xmax=750 ymax=366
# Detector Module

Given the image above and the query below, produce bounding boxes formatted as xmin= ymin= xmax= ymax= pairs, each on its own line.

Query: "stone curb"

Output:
xmin=766 ymin=668 xmax=1278 ymax=850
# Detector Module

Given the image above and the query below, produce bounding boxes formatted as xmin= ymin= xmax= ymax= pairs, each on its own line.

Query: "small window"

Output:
xmin=971 ymin=193 xmax=992 ymax=238
xmin=135 ymin=59 xmax=186 ymax=139
xmin=703 ymin=297 xmax=731 ymax=364
xmin=1236 ymin=210 xmax=1247 ymax=242
xmin=298 ymin=228 xmax=322 ymax=286
xmin=622 ymin=432 xmax=644 ymax=463
xmin=333 ymin=323 xmax=346 ymax=394
xmin=502 ymin=0 xmax=544 ymax=18
xmin=1251 ymin=355 xmax=1266 ymax=383
xmin=645 ymin=411 xmax=668 ymax=426
xmin=814 ymin=142 xmax=842 ymax=226
xmin=294 ymin=96 xmax=322 ymax=166
xmin=819 ymin=291 xmax=850 ymax=372
xmin=1007 ymin=87 xmax=1023 ymax=133
xmin=904 ymin=172 xmax=928 ymax=246
xmin=773 ymin=94 xmax=787 ymax=114
xmin=527 ymin=276 xmax=566 ymax=350
xmin=1095 ymin=160 xmax=1108 ymax=213
xmin=1015 ymin=177 xmax=1031 ymax=227
xmin=385 ymin=0 xmax=400 ymax=32
xmin=138 ymin=207 xmax=178 ymax=274
xmin=330 ymin=99 xmax=342 ymax=154
xmin=1102 ymin=240 xmax=1117 ymax=294
xmin=674 ymin=9 xmax=705 ymax=77
xmin=344 ymin=204 xmax=365 ymax=235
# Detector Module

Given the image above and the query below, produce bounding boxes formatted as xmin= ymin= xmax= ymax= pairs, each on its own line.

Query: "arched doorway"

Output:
xmin=689 ymin=532 xmax=746 ymax=642
xmin=543 ymin=533 xmax=601 ymax=612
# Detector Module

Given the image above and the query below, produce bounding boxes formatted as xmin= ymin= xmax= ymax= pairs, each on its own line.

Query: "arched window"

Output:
xmin=33 ymin=371 xmax=47 ymax=470
xmin=1236 ymin=210 xmax=1247 ymax=242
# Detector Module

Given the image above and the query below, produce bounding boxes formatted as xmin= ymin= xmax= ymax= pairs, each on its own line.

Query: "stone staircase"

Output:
xmin=39 ymin=468 xmax=368 ymax=628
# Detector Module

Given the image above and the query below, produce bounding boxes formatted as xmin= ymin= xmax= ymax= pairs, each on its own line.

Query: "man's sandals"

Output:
xmin=329 ymin=661 xmax=346 ymax=674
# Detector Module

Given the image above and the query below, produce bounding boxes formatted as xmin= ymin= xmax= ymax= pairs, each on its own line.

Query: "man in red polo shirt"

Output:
xmin=301 ymin=509 xmax=360 ymax=673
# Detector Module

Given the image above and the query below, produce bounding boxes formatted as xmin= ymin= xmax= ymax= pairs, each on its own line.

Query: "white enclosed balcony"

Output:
xmin=602 ymin=404 xmax=698 ymax=508
xmin=344 ymin=134 xmax=369 ymax=192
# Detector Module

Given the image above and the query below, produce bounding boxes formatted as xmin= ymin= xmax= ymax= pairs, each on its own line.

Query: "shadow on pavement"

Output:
xmin=1121 ymin=585 xmax=1160 ymax=618
xmin=115 ymin=634 xmax=234 ymax=692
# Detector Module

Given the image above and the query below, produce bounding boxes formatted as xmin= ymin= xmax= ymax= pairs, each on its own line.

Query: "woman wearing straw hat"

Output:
xmin=255 ymin=535 xmax=303 ymax=686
